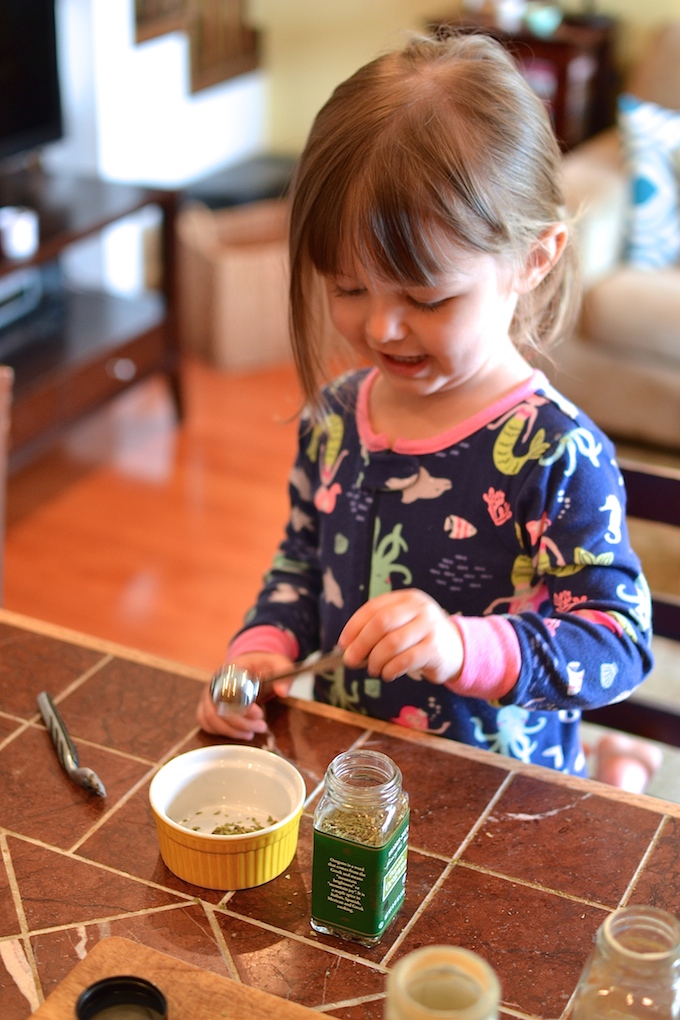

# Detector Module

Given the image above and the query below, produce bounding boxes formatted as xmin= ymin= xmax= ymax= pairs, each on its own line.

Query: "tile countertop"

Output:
xmin=0 ymin=609 xmax=679 ymax=1020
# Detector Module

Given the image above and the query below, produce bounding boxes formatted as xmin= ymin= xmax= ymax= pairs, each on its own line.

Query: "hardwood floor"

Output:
xmin=5 ymin=355 xmax=680 ymax=669
xmin=4 ymin=358 xmax=301 ymax=673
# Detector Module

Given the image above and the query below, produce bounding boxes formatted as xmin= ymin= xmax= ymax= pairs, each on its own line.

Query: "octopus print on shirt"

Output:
xmin=231 ymin=369 xmax=653 ymax=776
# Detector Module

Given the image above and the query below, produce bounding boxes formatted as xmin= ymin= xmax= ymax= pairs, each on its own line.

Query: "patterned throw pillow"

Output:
xmin=618 ymin=93 xmax=680 ymax=268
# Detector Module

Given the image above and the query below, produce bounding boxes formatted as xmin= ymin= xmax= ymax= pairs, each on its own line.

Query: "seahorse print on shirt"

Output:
xmin=369 ymin=518 xmax=413 ymax=599
xmin=599 ymin=494 xmax=622 ymax=544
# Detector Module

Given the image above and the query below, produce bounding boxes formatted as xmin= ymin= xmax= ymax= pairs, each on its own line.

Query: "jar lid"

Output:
xmin=75 ymin=975 xmax=167 ymax=1020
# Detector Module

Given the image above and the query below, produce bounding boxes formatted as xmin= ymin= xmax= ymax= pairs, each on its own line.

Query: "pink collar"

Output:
xmin=356 ymin=368 xmax=550 ymax=454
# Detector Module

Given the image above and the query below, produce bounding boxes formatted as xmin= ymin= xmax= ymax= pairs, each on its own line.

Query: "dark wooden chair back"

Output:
xmin=581 ymin=459 xmax=680 ymax=748
xmin=0 ymin=365 xmax=13 ymax=605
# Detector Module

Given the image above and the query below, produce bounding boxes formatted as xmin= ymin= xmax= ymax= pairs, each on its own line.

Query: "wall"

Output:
xmin=41 ymin=0 xmax=268 ymax=295
xmin=248 ymin=0 xmax=680 ymax=155
xmin=44 ymin=0 xmax=266 ymax=188
xmin=248 ymin=0 xmax=442 ymax=155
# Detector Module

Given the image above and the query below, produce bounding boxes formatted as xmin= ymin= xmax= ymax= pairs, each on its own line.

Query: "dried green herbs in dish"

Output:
xmin=179 ymin=809 xmax=278 ymax=835
xmin=212 ymin=814 xmax=277 ymax=835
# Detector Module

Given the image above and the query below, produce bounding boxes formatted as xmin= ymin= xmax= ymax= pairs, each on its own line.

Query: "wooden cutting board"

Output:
xmin=33 ymin=936 xmax=325 ymax=1018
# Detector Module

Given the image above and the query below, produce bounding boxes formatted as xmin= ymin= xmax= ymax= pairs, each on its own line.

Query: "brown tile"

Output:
xmin=395 ymin=865 xmax=606 ymax=1018
xmin=0 ymin=625 xmax=103 ymax=719
xmin=628 ymin=815 xmax=680 ymax=916
xmin=77 ymin=784 xmax=224 ymax=903
xmin=358 ymin=732 xmax=509 ymax=857
xmin=32 ymin=902 xmax=230 ymax=1000
xmin=7 ymin=837 xmax=185 ymax=932
xmin=215 ymin=912 xmax=387 ymax=1010
xmin=0 ymin=726 xmax=150 ymax=849
xmin=0 ymin=714 xmax=22 ymax=741
xmin=226 ymin=816 xmax=448 ymax=963
xmin=52 ymin=657 xmax=202 ymax=760
xmin=0 ymin=939 xmax=39 ymax=1020
xmin=263 ymin=701 xmax=369 ymax=793
xmin=462 ymin=773 xmax=661 ymax=905
xmin=0 ymin=848 xmax=21 ymax=937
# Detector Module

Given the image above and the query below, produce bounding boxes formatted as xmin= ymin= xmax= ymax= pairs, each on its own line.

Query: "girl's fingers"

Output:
xmin=196 ymin=684 xmax=268 ymax=738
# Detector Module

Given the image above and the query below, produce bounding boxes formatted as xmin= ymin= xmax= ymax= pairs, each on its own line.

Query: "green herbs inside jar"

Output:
xmin=311 ymin=749 xmax=409 ymax=947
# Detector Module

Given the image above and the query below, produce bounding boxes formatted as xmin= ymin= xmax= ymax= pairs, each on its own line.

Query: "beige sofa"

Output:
xmin=541 ymin=23 xmax=680 ymax=449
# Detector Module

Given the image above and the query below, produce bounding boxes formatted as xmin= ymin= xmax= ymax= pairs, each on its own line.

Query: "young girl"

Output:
xmin=197 ymin=31 xmax=654 ymax=780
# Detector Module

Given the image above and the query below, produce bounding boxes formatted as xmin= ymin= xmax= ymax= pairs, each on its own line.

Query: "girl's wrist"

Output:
xmin=228 ymin=626 xmax=299 ymax=663
xmin=445 ymin=615 xmax=520 ymax=700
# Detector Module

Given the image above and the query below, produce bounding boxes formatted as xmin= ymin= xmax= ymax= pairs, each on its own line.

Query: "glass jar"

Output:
xmin=386 ymin=945 xmax=501 ymax=1020
xmin=311 ymin=749 xmax=409 ymax=947
xmin=571 ymin=905 xmax=680 ymax=1018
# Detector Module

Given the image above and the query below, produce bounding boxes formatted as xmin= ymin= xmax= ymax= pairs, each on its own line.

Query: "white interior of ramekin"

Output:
xmin=149 ymin=745 xmax=305 ymax=841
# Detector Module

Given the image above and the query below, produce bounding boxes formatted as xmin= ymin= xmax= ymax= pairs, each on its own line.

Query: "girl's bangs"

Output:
xmin=307 ymin=176 xmax=458 ymax=287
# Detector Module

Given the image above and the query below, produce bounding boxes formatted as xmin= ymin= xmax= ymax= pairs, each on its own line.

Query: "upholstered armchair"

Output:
xmin=541 ymin=22 xmax=680 ymax=449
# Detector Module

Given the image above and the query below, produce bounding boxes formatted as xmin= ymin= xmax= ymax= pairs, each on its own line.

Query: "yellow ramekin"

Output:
xmin=149 ymin=744 xmax=306 ymax=889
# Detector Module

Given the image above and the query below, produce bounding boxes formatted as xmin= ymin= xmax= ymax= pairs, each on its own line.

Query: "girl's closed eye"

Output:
xmin=332 ymin=284 xmax=366 ymax=298
xmin=406 ymin=294 xmax=452 ymax=313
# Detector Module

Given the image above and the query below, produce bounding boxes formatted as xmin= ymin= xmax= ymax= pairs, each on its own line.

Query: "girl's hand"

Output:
xmin=196 ymin=652 xmax=297 ymax=739
xmin=339 ymin=589 xmax=464 ymax=686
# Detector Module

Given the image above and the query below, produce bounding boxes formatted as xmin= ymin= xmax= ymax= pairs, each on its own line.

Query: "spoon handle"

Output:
xmin=261 ymin=649 xmax=347 ymax=686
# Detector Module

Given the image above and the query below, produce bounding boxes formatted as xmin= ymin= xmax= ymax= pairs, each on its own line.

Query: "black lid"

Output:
xmin=75 ymin=975 xmax=167 ymax=1020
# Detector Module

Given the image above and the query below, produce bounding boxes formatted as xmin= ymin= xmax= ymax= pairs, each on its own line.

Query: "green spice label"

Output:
xmin=311 ymin=813 xmax=409 ymax=940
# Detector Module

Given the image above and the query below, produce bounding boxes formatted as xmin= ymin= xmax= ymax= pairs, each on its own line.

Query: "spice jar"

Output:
xmin=386 ymin=945 xmax=501 ymax=1020
xmin=311 ymin=749 xmax=409 ymax=946
xmin=571 ymin=905 xmax=680 ymax=1018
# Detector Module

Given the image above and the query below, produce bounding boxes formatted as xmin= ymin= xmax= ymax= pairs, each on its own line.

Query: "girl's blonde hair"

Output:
xmin=288 ymin=30 xmax=580 ymax=413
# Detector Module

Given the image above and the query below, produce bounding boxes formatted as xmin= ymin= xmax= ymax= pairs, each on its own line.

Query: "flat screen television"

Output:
xmin=0 ymin=0 xmax=63 ymax=166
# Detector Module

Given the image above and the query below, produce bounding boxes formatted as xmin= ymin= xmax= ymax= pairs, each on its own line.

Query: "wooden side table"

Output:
xmin=429 ymin=12 xmax=619 ymax=150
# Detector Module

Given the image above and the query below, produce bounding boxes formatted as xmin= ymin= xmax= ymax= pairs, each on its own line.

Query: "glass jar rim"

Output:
xmin=326 ymin=749 xmax=403 ymax=804
xmin=387 ymin=945 xmax=501 ymax=1020
xmin=603 ymin=905 xmax=680 ymax=962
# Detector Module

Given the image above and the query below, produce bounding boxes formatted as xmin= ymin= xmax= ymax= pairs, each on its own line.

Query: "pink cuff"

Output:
xmin=446 ymin=616 xmax=520 ymax=700
xmin=228 ymin=626 xmax=300 ymax=662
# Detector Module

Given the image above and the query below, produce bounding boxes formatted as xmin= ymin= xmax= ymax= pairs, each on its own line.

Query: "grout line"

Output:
xmin=0 ymin=828 xmax=200 ymax=909
xmin=0 ymin=719 xmax=32 ymax=755
xmin=217 ymin=905 xmax=389 ymax=973
xmin=619 ymin=814 xmax=670 ymax=907
xmin=0 ymin=901 xmax=195 ymax=942
xmin=200 ymin=903 xmax=241 ymax=981
xmin=68 ymin=763 xmax=160 ymax=853
xmin=454 ymin=859 xmax=614 ymax=913
xmin=313 ymin=992 xmax=386 ymax=1013
xmin=1 ymin=833 xmax=30 ymax=937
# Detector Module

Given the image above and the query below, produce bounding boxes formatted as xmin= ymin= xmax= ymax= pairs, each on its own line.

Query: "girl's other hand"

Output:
xmin=339 ymin=589 xmax=464 ymax=686
xmin=195 ymin=652 xmax=297 ymax=738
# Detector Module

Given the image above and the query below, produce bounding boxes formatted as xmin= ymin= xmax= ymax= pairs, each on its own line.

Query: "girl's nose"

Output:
xmin=366 ymin=301 xmax=407 ymax=343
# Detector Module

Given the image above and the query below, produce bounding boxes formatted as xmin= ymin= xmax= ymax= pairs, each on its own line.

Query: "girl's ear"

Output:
xmin=517 ymin=223 xmax=568 ymax=293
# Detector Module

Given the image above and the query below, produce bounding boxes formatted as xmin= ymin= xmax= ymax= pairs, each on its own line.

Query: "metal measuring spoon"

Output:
xmin=210 ymin=649 xmax=348 ymax=716
xmin=37 ymin=691 xmax=107 ymax=797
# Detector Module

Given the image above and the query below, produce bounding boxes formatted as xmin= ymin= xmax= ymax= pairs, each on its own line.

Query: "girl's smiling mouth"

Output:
xmin=379 ymin=352 xmax=428 ymax=374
